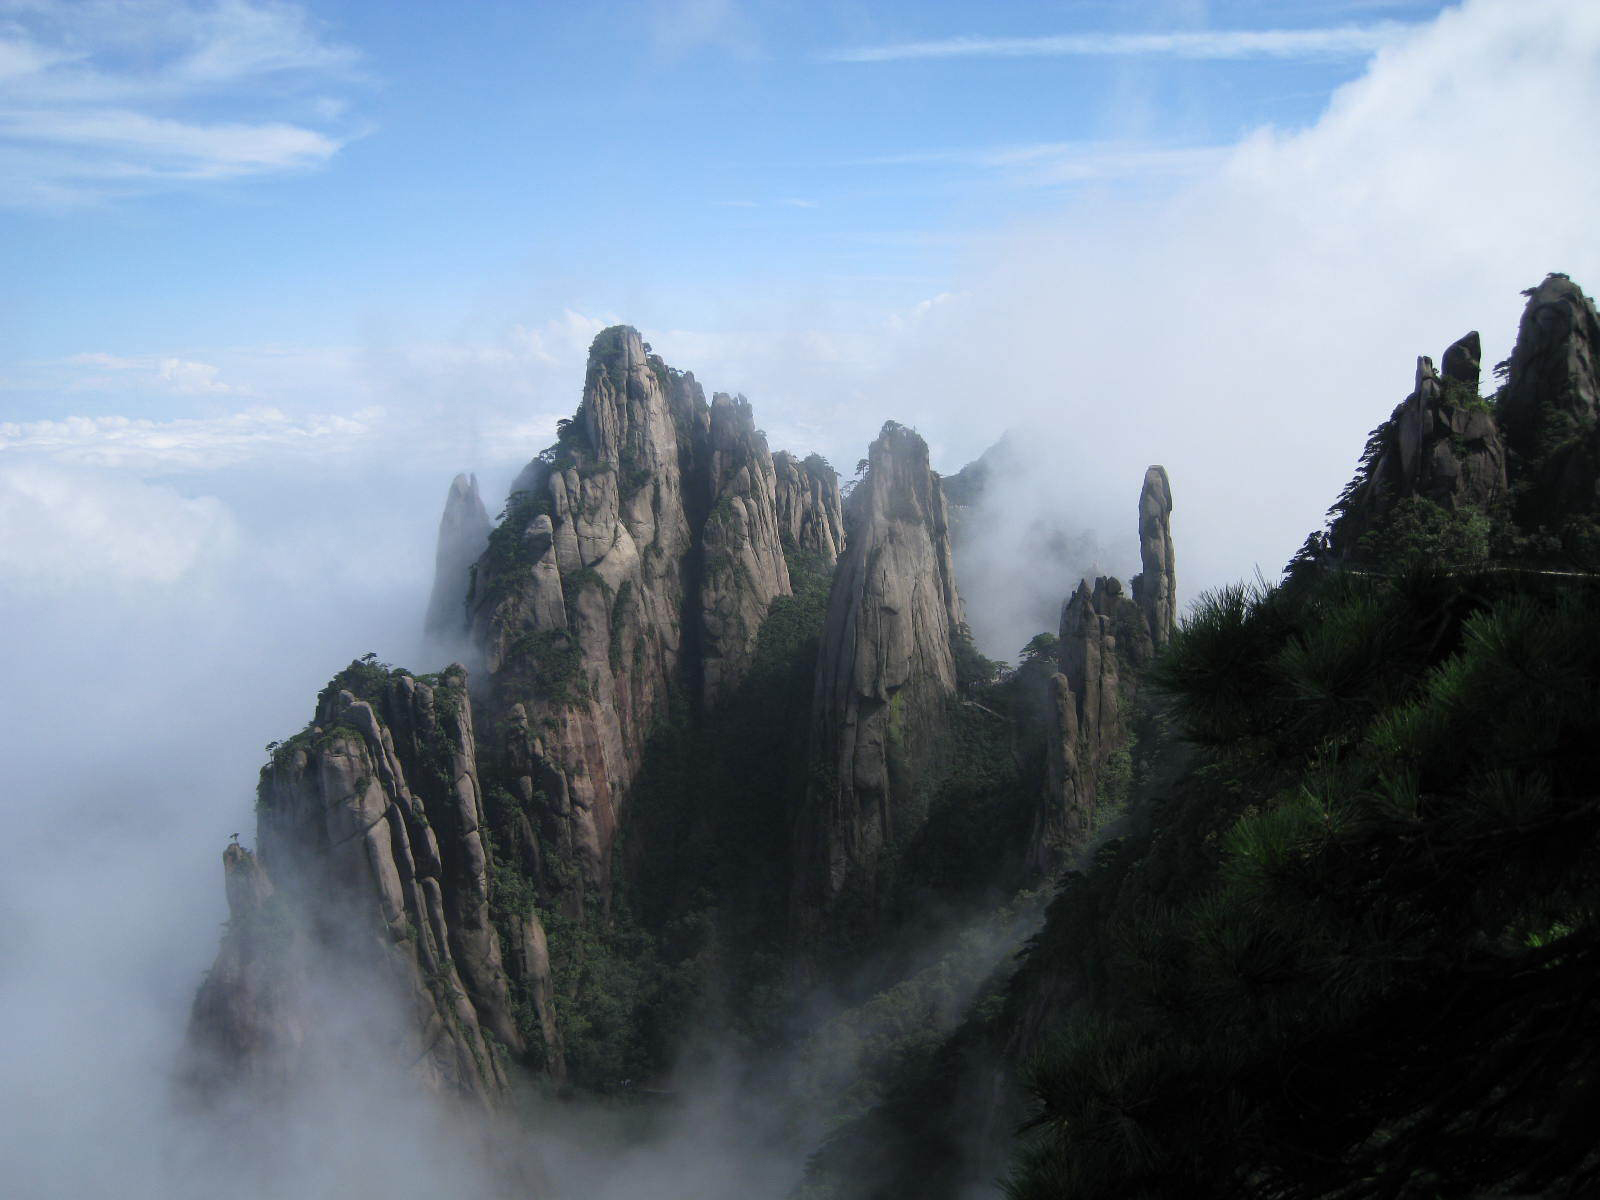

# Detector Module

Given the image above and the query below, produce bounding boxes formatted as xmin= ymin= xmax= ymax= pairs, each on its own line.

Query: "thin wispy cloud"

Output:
xmin=711 ymin=197 xmax=819 ymax=208
xmin=0 ymin=0 xmax=363 ymax=207
xmin=867 ymin=141 xmax=1227 ymax=186
xmin=821 ymin=22 xmax=1414 ymax=64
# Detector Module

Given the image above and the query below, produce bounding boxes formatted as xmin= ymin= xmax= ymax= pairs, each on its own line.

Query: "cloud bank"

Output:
xmin=838 ymin=0 xmax=1600 ymax=654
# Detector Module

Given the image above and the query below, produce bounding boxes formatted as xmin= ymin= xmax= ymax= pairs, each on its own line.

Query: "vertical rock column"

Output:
xmin=772 ymin=450 xmax=846 ymax=566
xmin=1033 ymin=467 xmax=1174 ymax=870
xmin=793 ymin=420 xmax=965 ymax=937
xmin=424 ymin=473 xmax=491 ymax=642
xmin=699 ymin=392 xmax=792 ymax=704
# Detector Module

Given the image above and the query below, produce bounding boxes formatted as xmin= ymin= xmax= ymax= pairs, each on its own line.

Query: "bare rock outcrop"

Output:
xmin=700 ymin=392 xmax=792 ymax=702
xmin=793 ymin=420 xmax=964 ymax=935
xmin=1497 ymin=273 xmax=1600 ymax=530
xmin=1131 ymin=465 xmax=1176 ymax=649
xmin=424 ymin=473 xmax=492 ymax=641
xmin=772 ymin=450 xmax=845 ymax=565
xmin=466 ymin=327 xmax=797 ymax=912
xmin=1033 ymin=469 xmax=1174 ymax=870
xmin=1498 ymin=274 xmax=1600 ymax=461
xmin=1327 ymin=331 xmax=1508 ymax=559
xmin=183 ymin=844 xmax=305 ymax=1098
xmin=188 ymin=664 xmax=562 ymax=1103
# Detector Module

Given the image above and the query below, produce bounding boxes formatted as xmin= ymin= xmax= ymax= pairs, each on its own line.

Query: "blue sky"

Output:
xmin=2 ymin=0 xmax=1598 ymax=628
xmin=4 ymin=0 xmax=1447 ymax=407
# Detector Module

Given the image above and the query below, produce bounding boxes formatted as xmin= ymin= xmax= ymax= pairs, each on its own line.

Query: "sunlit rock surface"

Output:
xmin=793 ymin=420 xmax=965 ymax=938
xmin=187 ymin=665 xmax=561 ymax=1102
xmin=772 ymin=449 xmax=845 ymax=566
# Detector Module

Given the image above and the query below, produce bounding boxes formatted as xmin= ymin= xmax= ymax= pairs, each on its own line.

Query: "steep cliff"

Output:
xmin=1032 ymin=468 xmax=1174 ymax=869
xmin=1326 ymin=331 xmax=1506 ymax=560
xmin=997 ymin=278 xmax=1600 ymax=1200
xmin=183 ymin=843 xmax=305 ymax=1098
xmin=793 ymin=420 xmax=965 ymax=937
xmin=1498 ymin=273 xmax=1600 ymax=537
xmin=424 ymin=473 xmax=491 ymax=642
xmin=772 ymin=449 xmax=845 ymax=565
xmin=466 ymin=328 xmax=793 ymax=912
xmin=700 ymin=392 xmax=792 ymax=701
xmin=187 ymin=661 xmax=562 ymax=1102
xmin=1132 ymin=465 xmax=1176 ymax=648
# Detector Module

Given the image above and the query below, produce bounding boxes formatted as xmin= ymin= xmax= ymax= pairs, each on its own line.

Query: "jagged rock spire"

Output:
xmin=466 ymin=326 xmax=800 ymax=912
xmin=701 ymin=392 xmax=791 ymax=702
xmin=1032 ymin=468 xmax=1175 ymax=870
xmin=424 ymin=473 xmax=491 ymax=641
xmin=772 ymin=450 xmax=845 ymax=565
xmin=1498 ymin=274 xmax=1600 ymax=458
xmin=186 ymin=664 xmax=563 ymax=1103
xmin=1132 ymin=465 xmax=1176 ymax=649
xmin=793 ymin=421 xmax=964 ymax=937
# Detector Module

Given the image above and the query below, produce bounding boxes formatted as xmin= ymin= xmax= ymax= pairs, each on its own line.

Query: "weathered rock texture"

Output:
xmin=793 ymin=421 xmax=965 ymax=935
xmin=424 ymin=473 xmax=492 ymax=641
xmin=1131 ymin=465 xmax=1176 ymax=648
xmin=701 ymin=392 xmax=793 ymax=701
xmin=1324 ymin=276 xmax=1600 ymax=563
xmin=184 ymin=844 xmax=306 ymax=1098
xmin=1327 ymin=332 xmax=1507 ymax=557
xmin=772 ymin=450 xmax=845 ymax=565
xmin=1033 ymin=468 xmax=1175 ymax=870
xmin=1497 ymin=273 xmax=1600 ymax=528
xmin=466 ymin=328 xmax=800 ymax=914
xmin=188 ymin=664 xmax=562 ymax=1102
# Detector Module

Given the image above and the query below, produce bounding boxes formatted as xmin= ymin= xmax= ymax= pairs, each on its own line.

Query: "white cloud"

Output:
xmin=823 ymin=22 xmax=1415 ymax=64
xmin=649 ymin=0 xmax=761 ymax=60
xmin=867 ymin=141 xmax=1228 ymax=186
xmin=0 ymin=0 xmax=361 ymax=206
xmin=862 ymin=0 xmax=1600 ymax=652
xmin=0 ymin=406 xmax=380 ymax=470
xmin=65 ymin=351 xmax=242 ymax=394
xmin=0 ymin=461 xmax=236 ymax=590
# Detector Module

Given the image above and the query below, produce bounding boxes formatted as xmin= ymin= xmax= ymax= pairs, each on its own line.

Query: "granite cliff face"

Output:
xmin=464 ymin=329 xmax=794 ymax=913
xmin=1132 ymin=465 xmax=1176 ymax=648
xmin=1324 ymin=274 xmax=1600 ymax=564
xmin=701 ymin=392 xmax=793 ymax=701
xmin=424 ymin=473 xmax=492 ymax=642
xmin=793 ymin=421 xmax=964 ymax=936
xmin=773 ymin=450 xmax=845 ymax=565
xmin=1033 ymin=468 xmax=1174 ymax=869
xmin=187 ymin=663 xmax=560 ymax=1102
xmin=1327 ymin=331 xmax=1507 ymax=558
xmin=1498 ymin=273 xmax=1600 ymax=531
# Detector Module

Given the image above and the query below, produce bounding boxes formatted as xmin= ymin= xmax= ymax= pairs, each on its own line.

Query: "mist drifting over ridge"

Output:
xmin=1 ymin=0 xmax=1599 ymax=1196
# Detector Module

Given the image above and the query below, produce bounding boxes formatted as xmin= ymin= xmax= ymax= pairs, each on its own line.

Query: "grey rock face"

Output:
xmin=189 ymin=665 xmax=562 ymax=1103
xmin=794 ymin=421 xmax=964 ymax=934
xmin=467 ymin=327 xmax=798 ymax=912
xmin=701 ymin=392 xmax=792 ymax=704
xmin=424 ymin=474 xmax=491 ymax=641
xmin=772 ymin=450 xmax=845 ymax=565
xmin=1442 ymin=330 xmax=1481 ymax=388
xmin=1328 ymin=332 xmax=1508 ymax=559
xmin=183 ymin=844 xmax=306 ymax=1098
xmin=1033 ymin=471 xmax=1172 ymax=870
xmin=1499 ymin=274 xmax=1600 ymax=460
xmin=1131 ymin=465 xmax=1176 ymax=650
xmin=1497 ymin=274 xmax=1600 ymax=528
